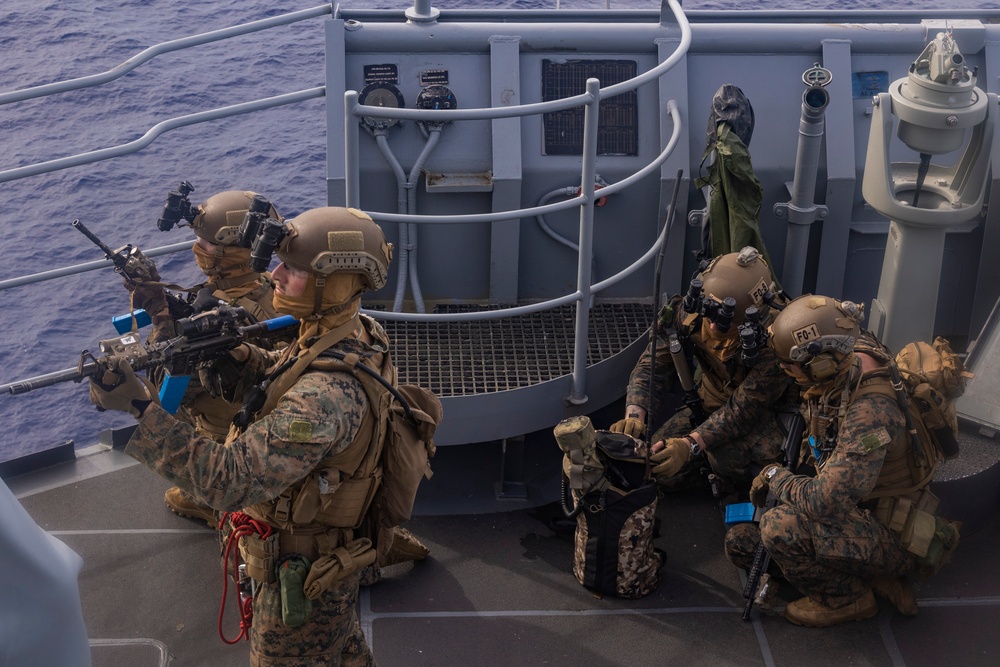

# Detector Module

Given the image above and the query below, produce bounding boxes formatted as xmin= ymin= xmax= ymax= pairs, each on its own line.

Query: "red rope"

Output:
xmin=218 ymin=511 xmax=274 ymax=644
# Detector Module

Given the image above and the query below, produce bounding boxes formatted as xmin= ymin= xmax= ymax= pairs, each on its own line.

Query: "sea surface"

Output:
xmin=0 ymin=0 xmax=993 ymax=463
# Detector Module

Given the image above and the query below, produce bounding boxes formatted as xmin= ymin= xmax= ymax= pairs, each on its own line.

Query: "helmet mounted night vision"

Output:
xmin=682 ymin=246 xmax=776 ymax=333
xmin=156 ymin=181 xmax=197 ymax=232
xmin=183 ymin=190 xmax=282 ymax=247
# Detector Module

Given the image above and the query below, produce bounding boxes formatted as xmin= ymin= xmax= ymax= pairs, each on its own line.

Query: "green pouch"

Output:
xmin=278 ymin=554 xmax=313 ymax=628
xmin=916 ymin=517 xmax=961 ymax=577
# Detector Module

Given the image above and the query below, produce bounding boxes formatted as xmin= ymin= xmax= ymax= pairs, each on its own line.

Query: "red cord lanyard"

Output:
xmin=217 ymin=511 xmax=274 ymax=644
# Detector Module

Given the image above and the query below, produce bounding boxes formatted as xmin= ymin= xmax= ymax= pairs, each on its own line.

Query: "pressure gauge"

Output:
xmin=358 ymin=82 xmax=405 ymax=130
xmin=415 ymin=85 xmax=457 ymax=111
xmin=415 ymin=85 xmax=457 ymax=129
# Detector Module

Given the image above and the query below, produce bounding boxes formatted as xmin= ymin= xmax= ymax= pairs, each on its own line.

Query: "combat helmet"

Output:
xmin=689 ymin=246 xmax=776 ymax=331
xmin=275 ymin=207 xmax=392 ymax=292
xmin=191 ymin=190 xmax=281 ymax=246
xmin=769 ymin=294 xmax=864 ymax=383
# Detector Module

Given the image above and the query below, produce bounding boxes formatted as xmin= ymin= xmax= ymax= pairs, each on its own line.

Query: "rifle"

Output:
xmin=1 ymin=307 xmax=298 ymax=413
xmin=73 ymin=219 xmax=194 ymax=320
xmin=741 ymin=411 xmax=805 ymax=621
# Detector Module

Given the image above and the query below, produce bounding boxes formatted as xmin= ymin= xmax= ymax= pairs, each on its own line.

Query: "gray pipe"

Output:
xmin=780 ymin=85 xmax=829 ymax=296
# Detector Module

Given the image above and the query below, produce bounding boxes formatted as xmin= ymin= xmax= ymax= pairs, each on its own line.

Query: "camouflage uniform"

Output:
xmin=126 ymin=316 xmax=387 ymax=666
xmin=626 ymin=295 xmax=797 ymax=488
xmin=725 ymin=350 xmax=919 ymax=609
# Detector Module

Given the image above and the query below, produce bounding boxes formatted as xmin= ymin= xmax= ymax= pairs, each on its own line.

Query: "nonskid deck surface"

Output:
xmin=8 ymin=442 xmax=1000 ymax=667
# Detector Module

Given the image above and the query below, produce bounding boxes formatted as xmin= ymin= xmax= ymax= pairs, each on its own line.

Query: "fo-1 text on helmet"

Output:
xmin=191 ymin=190 xmax=281 ymax=245
xmin=769 ymin=294 xmax=864 ymax=382
xmin=275 ymin=207 xmax=393 ymax=292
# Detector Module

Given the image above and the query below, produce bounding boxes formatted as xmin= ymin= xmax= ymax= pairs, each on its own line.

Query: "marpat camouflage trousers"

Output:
xmin=250 ymin=571 xmax=375 ymax=666
xmin=725 ymin=504 xmax=915 ymax=608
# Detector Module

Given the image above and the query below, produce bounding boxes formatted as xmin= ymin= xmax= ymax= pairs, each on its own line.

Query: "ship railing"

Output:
xmin=346 ymin=0 xmax=689 ymax=404
xmin=0 ymin=0 xmax=692 ymax=408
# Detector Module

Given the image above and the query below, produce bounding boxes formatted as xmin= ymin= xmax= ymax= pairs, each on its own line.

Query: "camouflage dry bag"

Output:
xmin=555 ymin=417 xmax=664 ymax=599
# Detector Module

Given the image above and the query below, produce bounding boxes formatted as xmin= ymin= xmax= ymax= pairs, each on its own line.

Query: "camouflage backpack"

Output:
xmin=554 ymin=417 xmax=664 ymax=599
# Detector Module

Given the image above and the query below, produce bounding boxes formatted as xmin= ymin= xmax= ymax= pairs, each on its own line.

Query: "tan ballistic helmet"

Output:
xmin=276 ymin=207 xmax=393 ymax=291
xmin=769 ymin=295 xmax=864 ymax=382
xmin=191 ymin=190 xmax=281 ymax=245
xmin=699 ymin=246 xmax=775 ymax=327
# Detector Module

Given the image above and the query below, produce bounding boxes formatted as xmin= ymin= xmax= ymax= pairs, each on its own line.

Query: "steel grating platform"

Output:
xmin=379 ymin=302 xmax=654 ymax=397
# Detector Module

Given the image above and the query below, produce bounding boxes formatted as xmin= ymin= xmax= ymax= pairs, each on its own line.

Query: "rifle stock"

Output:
xmin=741 ymin=411 xmax=805 ymax=621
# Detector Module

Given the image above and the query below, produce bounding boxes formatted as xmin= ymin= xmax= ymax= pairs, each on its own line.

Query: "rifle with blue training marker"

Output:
xmin=0 ymin=307 xmax=298 ymax=413
xmin=742 ymin=411 xmax=805 ymax=620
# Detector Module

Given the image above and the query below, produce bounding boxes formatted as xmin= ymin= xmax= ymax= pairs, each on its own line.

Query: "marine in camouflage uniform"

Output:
xmin=611 ymin=247 xmax=797 ymax=494
xmin=727 ymin=295 xmax=959 ymax=627
xmin=125 ymin=190 xmax=286 ymax=526
xmin=92 ymin=207 xmax=403 ymax=664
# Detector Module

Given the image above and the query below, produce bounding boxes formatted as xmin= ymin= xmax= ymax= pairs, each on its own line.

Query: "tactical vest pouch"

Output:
xmin=915 ymin=517 xmax=961 ymax=577
xmin=555 ymin=418 xmax=663 ymax=599
xmin=303 ymin=537 xmax=377 ymax=600
xmin=277 ymin=554 xmax=312 ymax=628
xmin=875 ymin=488 xmax=955 ymax=563
xmin=313 ymin=471 xmax=382 ymax=529
xmin=239 ymin=531 xmax=280 ymax=584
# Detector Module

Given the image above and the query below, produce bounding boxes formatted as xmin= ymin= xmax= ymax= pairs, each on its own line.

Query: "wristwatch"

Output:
xmin=684 ymin=435 xmax=700 ymax=456
xmin=765 ymin=465 xmax=780 ymax=481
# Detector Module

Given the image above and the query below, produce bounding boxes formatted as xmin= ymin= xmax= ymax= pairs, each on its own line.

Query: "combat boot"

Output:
xmin=164 ymin=486 xmax=217 ymax=528
xmin=380 ymin=527 xmax=430 ymax=567
xmin=873 ymin=575 xmax=918 ymax=616
xmin=784 ymin=590 xmax=878 ymax=627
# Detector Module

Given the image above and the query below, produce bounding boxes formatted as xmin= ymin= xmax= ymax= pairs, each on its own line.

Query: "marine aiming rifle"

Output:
xmin=0 ymin=306 xmax=298 ymax=413
xmin=73 ymin=219 xmax=194 ymax=321
xmin=741 ymin=411 xmax=805 ymax=620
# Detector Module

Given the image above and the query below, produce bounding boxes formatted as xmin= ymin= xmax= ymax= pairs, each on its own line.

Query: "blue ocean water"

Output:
xmin=0 ymin=0 xmax=992 ymax=463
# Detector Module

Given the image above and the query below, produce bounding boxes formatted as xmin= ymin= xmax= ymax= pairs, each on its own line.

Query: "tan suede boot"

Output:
xmin=380 ymin=527 xmax=430 ymax=567
xmin=873 ymin=576 xmax=918 ymax=616
xmin=784 ymin=590 xmax=878 ymax=627
xmin=164 ymin=487 xmax=217 ymax=528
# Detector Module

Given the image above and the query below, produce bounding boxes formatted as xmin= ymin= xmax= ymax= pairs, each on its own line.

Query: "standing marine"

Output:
xmin=124 ymin=188 xmax=286 ymax=527
xmin=89 ymin=206 xmax=423 ymax=664
xmin=726 ymin=294 xmax=960 ymax=626
xmin=610 ymin=247 xmax=798 ymax=496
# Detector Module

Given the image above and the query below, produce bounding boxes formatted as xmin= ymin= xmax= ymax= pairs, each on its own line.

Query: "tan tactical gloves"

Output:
xmin=650 ymin=437 xmax=694 ymax=477
xmin=608 ymin=417 xmax=646 ymax=439
xmin=89 ymin=360 xmax=159 ymax=419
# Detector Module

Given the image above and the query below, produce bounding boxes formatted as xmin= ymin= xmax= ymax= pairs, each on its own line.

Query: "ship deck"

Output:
xmin=7 ymin=413 xmax=1000 ymax=667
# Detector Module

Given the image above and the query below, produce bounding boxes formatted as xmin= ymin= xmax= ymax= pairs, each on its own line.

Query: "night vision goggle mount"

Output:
xmin=682 ymin=267 xmax=738 ymax=334
xmin=237 ymin=194 xmax=288 ymax=272
xmin=156 ymin=181 xmax=197 ymax=232
xmin=682 ymin=264 xmax=781 ymax=366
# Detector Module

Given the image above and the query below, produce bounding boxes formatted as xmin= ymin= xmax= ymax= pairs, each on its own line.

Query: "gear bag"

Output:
xmin=894 ymin=337 xmax=973 ymax=460
xmin=860 ymin=336 xmax=972 ymax=465
xmin=555 ymin=417 xmax=664 ymax=599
